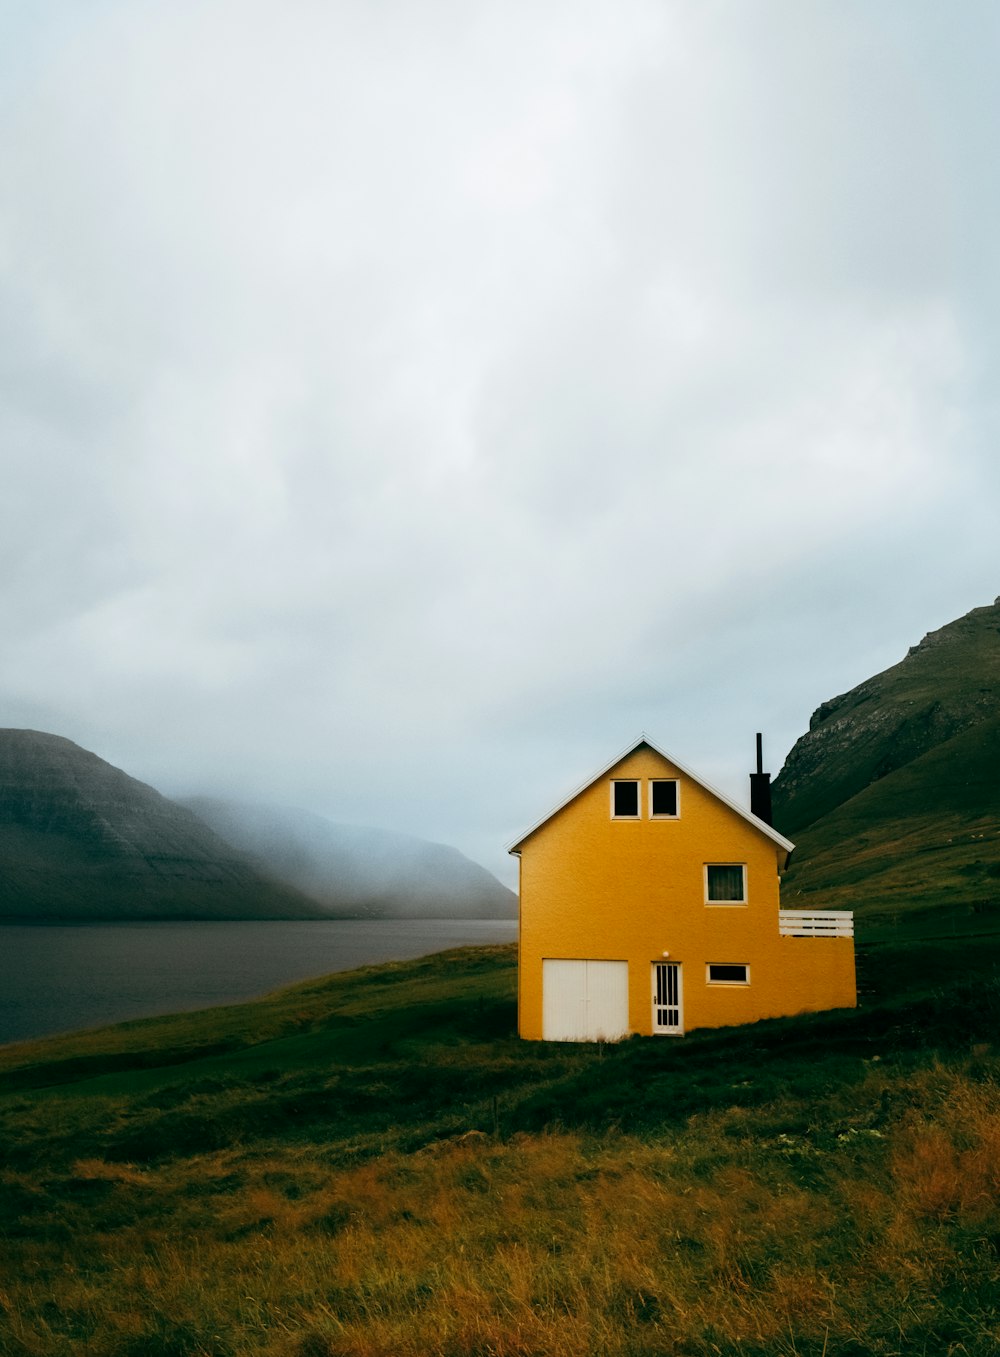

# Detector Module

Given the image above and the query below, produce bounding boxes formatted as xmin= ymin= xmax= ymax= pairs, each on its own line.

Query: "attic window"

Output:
xmin=707 ymin=963 xmax=749 ymax=985
xmin=706 ymin=864 xmax=746 ymax=904
xmin=650 ymin=779 xmax=678 ymax=818
xmin=611 ymin=780 xmax=640 ymax=818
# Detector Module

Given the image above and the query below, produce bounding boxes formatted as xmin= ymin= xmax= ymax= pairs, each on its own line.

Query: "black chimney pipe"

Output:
xmin=749 ymin=732 xmax=773 ymax=825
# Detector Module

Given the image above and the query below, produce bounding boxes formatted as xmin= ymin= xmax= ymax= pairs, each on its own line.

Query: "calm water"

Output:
xmin=0 ymin=919 xmax=518 ymax=1045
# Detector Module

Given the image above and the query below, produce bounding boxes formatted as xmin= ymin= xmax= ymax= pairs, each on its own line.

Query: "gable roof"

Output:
xmin=507 ymin=735 xmax=795 ymax=855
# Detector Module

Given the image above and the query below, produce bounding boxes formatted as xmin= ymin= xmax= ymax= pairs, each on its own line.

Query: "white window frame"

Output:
xmin=610 ymin=779 xmax=641 ymax=819
xmin=706 ymin=963 xmax=750 ymax=986
xmin=648 ymin=778 xmax=679 ymax=819
xmin=704 ymin=863 xmax=747 ymax=905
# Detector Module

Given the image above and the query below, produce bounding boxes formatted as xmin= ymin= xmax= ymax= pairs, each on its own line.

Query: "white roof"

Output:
xmin=507 ymin=734 xmax=795 ymax=855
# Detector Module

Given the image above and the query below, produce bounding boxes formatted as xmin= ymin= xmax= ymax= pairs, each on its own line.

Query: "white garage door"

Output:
xmin=542 ymin=959 xmax=630 ymax=1042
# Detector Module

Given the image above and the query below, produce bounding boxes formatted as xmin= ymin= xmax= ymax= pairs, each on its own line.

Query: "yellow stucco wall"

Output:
xmin=515 ymin=744 xmax=856 ymax=1040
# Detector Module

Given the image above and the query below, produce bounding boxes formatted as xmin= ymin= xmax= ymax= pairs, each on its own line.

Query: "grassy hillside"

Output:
xmin=772 ymin=596 xmax=1000 ymax=837
xmin=3 ymin=939 xmax=1000 ymax=1356
xmin=781 ymin=714 xmax=1000 ymax=937
xmin=774 ymin=599 xmax=1000 ymax=933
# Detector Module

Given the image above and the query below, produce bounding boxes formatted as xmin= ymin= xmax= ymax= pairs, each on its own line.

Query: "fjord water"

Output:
xmin=0 ymin=919 xmax=518 ymax=1045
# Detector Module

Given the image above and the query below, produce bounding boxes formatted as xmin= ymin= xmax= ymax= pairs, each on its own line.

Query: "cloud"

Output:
xmin=1 ymin=1 xmax=996 ymax=882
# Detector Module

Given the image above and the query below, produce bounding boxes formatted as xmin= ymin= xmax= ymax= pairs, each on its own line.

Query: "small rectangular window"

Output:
xmin=650 ymin=779 xmax=678 ymax=817
xmin=706 ymin=864 xmax=746 ymax=903
xmin=707 ymin=963 xmax=750 ymax=985
xmin=611 ymin=780 xmax=640 ymax=818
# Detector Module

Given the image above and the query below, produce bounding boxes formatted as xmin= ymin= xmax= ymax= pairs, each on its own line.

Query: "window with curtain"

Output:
xmin=706 ymin=864 xmax=746 ymax=903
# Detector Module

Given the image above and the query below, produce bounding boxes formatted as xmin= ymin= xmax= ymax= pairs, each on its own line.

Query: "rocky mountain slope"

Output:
xmin=184 ymin=798 xmax=518 ymax=920
xmin=0 ymin=730 xmax=325 ymax=920
xmin=773 ymin=597 xmax=1000 ymax=927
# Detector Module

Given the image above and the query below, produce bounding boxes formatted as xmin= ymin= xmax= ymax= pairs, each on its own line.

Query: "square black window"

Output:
xmin=612 ymin=780 xmax=640 ymax=817
xmin=651 ymin=780 xmax=678 ymax=817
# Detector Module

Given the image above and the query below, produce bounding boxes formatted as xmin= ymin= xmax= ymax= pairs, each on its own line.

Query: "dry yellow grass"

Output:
xmin=4 ymin=1060 xmax=1000 ymax=1357
xmin=4 ymin=941 xmax=1000 ymax=1357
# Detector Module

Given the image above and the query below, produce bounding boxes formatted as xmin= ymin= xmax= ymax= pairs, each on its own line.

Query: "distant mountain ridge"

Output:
xmin=773 ymin=597 xmax=1000 ymax=925
xmin=0 ymin=729 xmax=323 ymax=920
xmin=0 ymin=730 xmax=516 ymax=922
xmin=183 ymin=798 xmax=518 ymax=920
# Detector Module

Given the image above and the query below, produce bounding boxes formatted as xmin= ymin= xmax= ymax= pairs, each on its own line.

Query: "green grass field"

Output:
xmin=3 ymin=923 xmax=1000 ymax=1357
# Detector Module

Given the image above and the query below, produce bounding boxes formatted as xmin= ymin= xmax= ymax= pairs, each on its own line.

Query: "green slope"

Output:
xmin=774 ymin=598 xmax=1000 ymax=936
xmin=781 ymin=715 xmax=1000 ymax=932
xmin=773 ymin=596 xmax=1000 ymax=836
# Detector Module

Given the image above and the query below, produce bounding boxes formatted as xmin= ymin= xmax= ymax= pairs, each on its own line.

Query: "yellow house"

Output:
xmin=509 ymin=736 xmax=856 ymax=1041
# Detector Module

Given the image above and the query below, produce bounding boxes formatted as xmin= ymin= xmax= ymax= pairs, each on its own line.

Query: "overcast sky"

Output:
xmin=2 ymin=0 xmax=998 ymax=885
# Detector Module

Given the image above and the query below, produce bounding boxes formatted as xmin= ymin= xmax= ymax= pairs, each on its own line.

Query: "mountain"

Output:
xmin=183 ymin=797 xmax=518 ymax=920
xmin=0 ymin=729 xmax=516 ymax=923
xmin=0 ymin=730 xmax=325 ymax=920
xmin=772 ymin=597 xmax=1000 ymax=928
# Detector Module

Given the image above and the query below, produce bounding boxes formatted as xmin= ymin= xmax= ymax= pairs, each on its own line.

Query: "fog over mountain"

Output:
xmin=184 ymin=798 xmax=517 ymax=920
xmin=0 ymin=730 xmax=515 ymax=921
xmin=0 ymin=729 xmax=322 ymax=920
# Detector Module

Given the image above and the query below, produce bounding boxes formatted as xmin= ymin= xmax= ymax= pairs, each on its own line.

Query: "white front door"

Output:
xmin=652 ymin=962 xmax=683 ymax=1034
xmin=542 ymin=959 xmax=629 ymax=1042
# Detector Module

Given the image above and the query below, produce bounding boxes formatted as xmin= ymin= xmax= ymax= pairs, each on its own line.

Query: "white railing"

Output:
xmin=779 ymin=910 xmax=854 ymax=938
